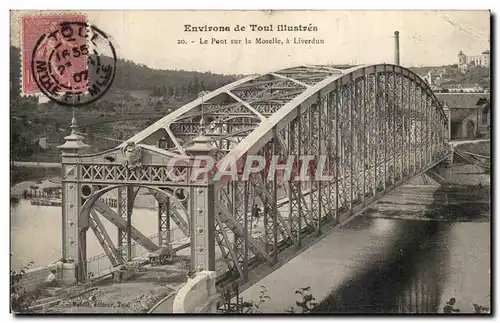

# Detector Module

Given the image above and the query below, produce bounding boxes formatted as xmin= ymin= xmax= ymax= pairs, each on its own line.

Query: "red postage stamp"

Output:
xmin=21 ymin=13 xmax=87 ymax=95
xmin=21 ymin=13 xmax=117 ymax=106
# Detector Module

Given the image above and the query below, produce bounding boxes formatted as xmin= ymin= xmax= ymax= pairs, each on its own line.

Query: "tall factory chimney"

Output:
xmin=394 ymin=31 xmax=400 ymax=65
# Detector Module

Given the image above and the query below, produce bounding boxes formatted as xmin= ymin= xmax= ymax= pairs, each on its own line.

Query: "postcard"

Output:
xmin=10 ymin=10 xmax=491 ymax=314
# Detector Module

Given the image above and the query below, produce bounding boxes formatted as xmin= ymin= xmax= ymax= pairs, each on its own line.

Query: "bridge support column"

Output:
xmin=189 ymin=184 xmax=216 ymax=273
xmin=446 ymin=147 xmax=454 ymax=167
xmin=78 ymin=229 xmax=87 ymax=281
xmin=157 ymin=136 xmax=173 ymax=253
xmin=158 ymin=196 xmax=171 ymax=250
xmin=60 ymin=179 xmax=88 ymax=282
xmin=446 ymin=148 xmax=454 ymax=180
xmin=117 ymin=186 xmax=135 ymax=262
xmin=58 ymin=115 xmax=90 ymax=283
xmin=184 ymin=128 xmax=218 ymax=274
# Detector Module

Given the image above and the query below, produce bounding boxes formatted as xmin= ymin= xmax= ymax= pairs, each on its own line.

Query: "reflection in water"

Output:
xmin=313 ymin=220 xmax=451 ymax=313
xmin=370 ymin=218 xmax=399 ymax=237
xmin=313 ymin=184 xmax=489 ymax=313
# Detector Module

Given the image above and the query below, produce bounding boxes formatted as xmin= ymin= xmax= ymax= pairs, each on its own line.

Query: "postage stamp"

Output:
xmin=21 ymin=14 xmax=86 ymax=95
xmin=22 ymin=14 xmax=116 ymax=106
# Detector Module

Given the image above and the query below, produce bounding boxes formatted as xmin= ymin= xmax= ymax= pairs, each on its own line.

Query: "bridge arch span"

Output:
xmin=74 ymin=183 xmax=190 ymax=280
xmin=60 ymin=64 xmax=451 ymax=292
xmin=218 ymin=64 xmax=449 ymax=169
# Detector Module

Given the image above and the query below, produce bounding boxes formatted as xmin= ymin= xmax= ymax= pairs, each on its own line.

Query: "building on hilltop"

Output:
xmin=457 ymin=50 xmax=490 ymax=71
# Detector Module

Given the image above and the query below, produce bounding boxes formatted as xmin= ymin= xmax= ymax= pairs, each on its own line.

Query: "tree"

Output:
xmin=11 ymin=45 xmax=239 ymax=98
xmin=187 ymin=81 xmax=194 ymax=95
xmin=150 ymin=86 xmax=161 ymax=97
xmin=11 ymin=261 xmax=36 ymax=313
xmin=193 ymin=76 xmax=201 ymax=94
xmin=472 ymin=303 xmax=490 ymax=313
xmin=10 ymin=118 xmax=35 ymax=163
xmin=167 ymin=86 xmax=174 ymax=97
xmin=174 ymin=86 xmax=181 ymax=97
xmin=10 ymin=46 xmax=21 ymax=105
xmin=219 ymin=285 xmax=316 ymax=314
xmin=476 ymin=97 xmax=490 ymax=108
xmin=218 ymin=285 xmax=270 ymax=313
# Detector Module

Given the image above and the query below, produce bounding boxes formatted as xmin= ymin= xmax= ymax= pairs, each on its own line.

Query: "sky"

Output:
xmin=11 ymin=10 xmax=490 ymax=75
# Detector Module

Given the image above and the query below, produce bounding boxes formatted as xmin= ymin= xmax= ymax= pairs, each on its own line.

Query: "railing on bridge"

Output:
xmin=85 ymin=230 xmax=236 ymax=280
xmin=85 ymin=228 xmax=191 ymax=279
xmin=85 ymin=232 xmax=160 ymax=279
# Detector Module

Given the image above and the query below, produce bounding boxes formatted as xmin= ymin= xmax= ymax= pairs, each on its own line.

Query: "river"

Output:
xmin=10 ymin=199 xmax=163 ymax=272
xmin=240 ymin=212 xmax=490 ymax=313
xmin=11 ymin=191 xmax=490 ymax=313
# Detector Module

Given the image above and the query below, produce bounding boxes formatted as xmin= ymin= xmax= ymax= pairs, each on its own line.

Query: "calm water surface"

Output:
xmin=10 ymin=199 xmax=160 ymax=271
xmin=240 ymin=213 xmax=490 ymax=313
xmin=11 ymin=196 xmax=490 ymax=313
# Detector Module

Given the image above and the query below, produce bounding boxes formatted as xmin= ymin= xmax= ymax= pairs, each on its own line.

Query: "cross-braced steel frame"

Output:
xmin=60 ymin=64 xmax=449 ymax=285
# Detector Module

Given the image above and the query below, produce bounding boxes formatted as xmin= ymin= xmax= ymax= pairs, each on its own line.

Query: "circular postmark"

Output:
xmin=30 ymin=21 xmax=117 ymax=107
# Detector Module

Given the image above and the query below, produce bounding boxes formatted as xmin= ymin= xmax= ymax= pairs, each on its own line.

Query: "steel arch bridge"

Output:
xmin=59 ymin=64 xmax=450 ymax=287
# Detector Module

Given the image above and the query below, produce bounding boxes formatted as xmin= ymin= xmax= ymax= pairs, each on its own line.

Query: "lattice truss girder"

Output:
xmin=117 ymin=186 xmax=136 ymax=262
xmin=121 ymin=66 xmax=349 ymax=159
xmin=212 ymin=65 xmax=449 ymax=283
xmin=88 ymin=209 xmax=122 ymax=267
xmin=79 ymin=163 xmax=189 ymax=185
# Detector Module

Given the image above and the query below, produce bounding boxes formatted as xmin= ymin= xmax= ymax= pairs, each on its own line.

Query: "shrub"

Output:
xmin=285 ymin=287 xmax=318 ymax=313
xmin=10 ymin=261 xmax=35 ymax=313
xmin=218 ymin=285 xmax=269 ymax=313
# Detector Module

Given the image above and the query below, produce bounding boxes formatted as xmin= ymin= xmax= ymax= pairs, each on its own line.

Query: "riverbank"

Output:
xmin=11 ymin=178 xmax=60 ymax=196
xmin=11 ymin=178 xmax=159 ymax=210
xmin=10 ymin=166 xmax=60 ymax=187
